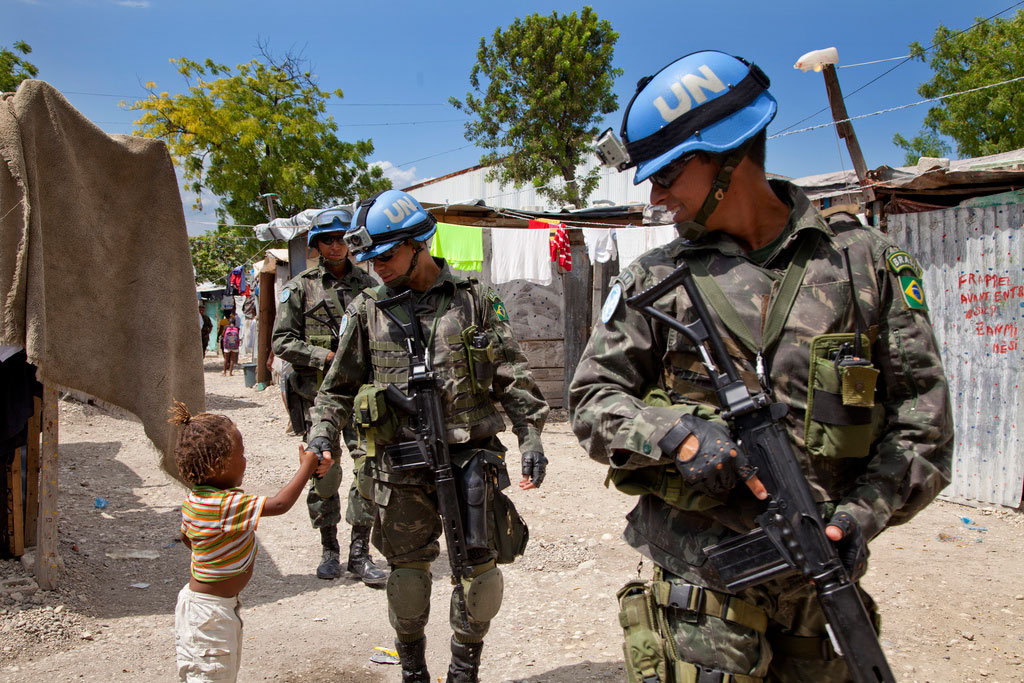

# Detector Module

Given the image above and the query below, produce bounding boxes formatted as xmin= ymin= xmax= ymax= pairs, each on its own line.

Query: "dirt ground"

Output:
xmin=1 ymin=357 xmax=1023 ymax=682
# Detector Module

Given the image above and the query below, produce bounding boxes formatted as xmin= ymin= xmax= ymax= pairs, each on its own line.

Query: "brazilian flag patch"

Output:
xmin=492 ymin=300 xmax=509 ymax=322
xmin=899 ymin=275 xmax=928 ymax=310
xmin=886 ymin=250 xmax=922 ymax=277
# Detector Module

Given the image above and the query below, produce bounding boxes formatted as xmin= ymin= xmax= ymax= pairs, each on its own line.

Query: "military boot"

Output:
xmin=347 ymin=525 xmax=388 ymax=587
xmin=446 ymin=636 xmax=483 ymax=683
xmin=316 ymin=525 xmax=342 ymax=580
xmin=395 ymin=636 xmax=430 ymax=683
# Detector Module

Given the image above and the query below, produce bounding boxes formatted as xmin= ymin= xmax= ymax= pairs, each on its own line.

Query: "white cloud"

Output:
xmin=371 ymin=161 xmax=431 ymax=190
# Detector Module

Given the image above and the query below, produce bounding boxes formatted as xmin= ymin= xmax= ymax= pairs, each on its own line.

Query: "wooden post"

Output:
xmin=821 ymin=64 xmax=875 ymax=203
xmin=562 ymin=233 xmax=593 ymax=407
xmin=36 ymin=385 xmax=61 ymax=589
xmin=257 ymin=269 xmax=276 ymax=385
xmin=24 ymin=395 xmax=41 ymax=548
xmin=5 ymin=446 xmax=22 ymax=557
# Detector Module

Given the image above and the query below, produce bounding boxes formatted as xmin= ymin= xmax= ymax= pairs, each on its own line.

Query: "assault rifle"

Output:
xmin=626 ymin=263 xmax=895 ymax=683
xmin=375 ymin=290 xmax=472 ymax=628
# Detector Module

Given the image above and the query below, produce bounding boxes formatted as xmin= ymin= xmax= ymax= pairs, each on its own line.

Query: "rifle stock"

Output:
xmin=376 ymin=290 xmax=473 ymax=629
xmin=626 ymin=263 xmax=894 ymax=683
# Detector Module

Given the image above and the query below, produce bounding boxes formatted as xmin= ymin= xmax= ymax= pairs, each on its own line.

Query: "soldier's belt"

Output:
xmin=650 ymin=580 xmax=767 ymax=634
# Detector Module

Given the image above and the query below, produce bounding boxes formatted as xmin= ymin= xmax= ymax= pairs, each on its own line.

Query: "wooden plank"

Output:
xmin=24 ymin=395 xmax=41 ymax=548
xmin=535 ymin=379 xmax=565 ymax=408
xmin=529 ymin=367 xmax=565 ymax=381
xmin=257 ymin=270 xmax=276 ymax=385
xmin=519 ymin=340 xmax=564 ymax=368
xmin=36 ymin=385 xmax=61 ymax=589
xmin=7 ymin=454 xmax=22 ymax=557
xmin=561 ymin=241 xmax=593 ymax=406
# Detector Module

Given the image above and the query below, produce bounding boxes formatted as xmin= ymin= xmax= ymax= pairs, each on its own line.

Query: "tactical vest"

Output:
xmin=363 ymin=279 xmax=504 ymax=446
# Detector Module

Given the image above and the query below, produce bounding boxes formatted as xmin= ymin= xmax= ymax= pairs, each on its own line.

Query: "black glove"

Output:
xmin=306 ymin=436 xmax=333 ymax=457
xmin=670 ymin=414 xmax=757 ymax=498
xmin=521 ymin=451 xmax=548 ymax=488
xmin=827 ymin=511 xmax=869 ymax=581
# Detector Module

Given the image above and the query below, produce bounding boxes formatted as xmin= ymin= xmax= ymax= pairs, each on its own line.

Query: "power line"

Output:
xmin=337 ymin=119 xmax=466 ymax=128
xmin=775 ymin=0 xmax=1024 ymax=134
xmin=768 ymin=72 xmax=1024 ymax=139
xmin=61 ymin=90 xmax=449 ymax=107
xmin=395 ymin=144 xmax=475 ymax=168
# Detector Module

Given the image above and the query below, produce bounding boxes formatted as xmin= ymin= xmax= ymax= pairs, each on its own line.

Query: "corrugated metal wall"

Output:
xmin=407 ymin=157 xmax=650 ymax=210
xmin=889 ymin=204 xmax=1024 ymax=508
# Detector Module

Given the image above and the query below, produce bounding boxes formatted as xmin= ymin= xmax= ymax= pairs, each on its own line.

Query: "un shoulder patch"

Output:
xmin=899 ymin=275 xmax=928 ymax=311
xmin=492 ymin=300 xmax=509 ymax=322
xmin=338 ymin=314 xmax=349 ymax=338
xmin=280 ymin=288 xmax=291 ymax=303
xmin=601 ymin=282 xmax=623 ymax=324
xmin=886 ymin=250 xmax=922 ymax=277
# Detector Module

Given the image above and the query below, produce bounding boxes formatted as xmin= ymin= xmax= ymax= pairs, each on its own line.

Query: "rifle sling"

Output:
xmin=686 ymin=230 xmax=820 ymax=357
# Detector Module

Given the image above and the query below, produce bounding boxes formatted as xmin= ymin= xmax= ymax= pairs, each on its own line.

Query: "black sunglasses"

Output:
xmin=370 ymin=244 xmax=403 ymax=263
xmin=317 ymin=235 xmax=346 ymax=246
xmin=650 ymin=152 xmax=698 ymax=188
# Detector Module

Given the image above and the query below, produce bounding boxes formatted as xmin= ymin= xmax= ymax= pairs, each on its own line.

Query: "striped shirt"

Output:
xmin=180 ymin=486 xmax=267 ymax=582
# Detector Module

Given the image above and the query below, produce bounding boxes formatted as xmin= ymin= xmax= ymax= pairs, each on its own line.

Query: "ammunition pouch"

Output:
xmin=457 ymin=454 xmax=490 ymax=552
xmin=461 ymin=325 xmax=496 ymax=395
xmin=805 ymin=333 xmax=884 ymax=460
xmin=354 ymin=383 xmax=399 ymax=444
xmin=618 ymin=574 xmax=767 ymax=683
xmin=382 ymin=441 xmax=429 ymax=471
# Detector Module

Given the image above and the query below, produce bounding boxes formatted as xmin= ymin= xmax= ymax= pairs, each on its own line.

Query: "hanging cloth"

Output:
xmin=429 ymin=222 xmax=484 ymax=272
xmin=617 ymin=224 xmax=678 ymax=268
xmin=582 ymin=227 xmax=616 ymax=264
xmin=491 ymin=227 xmax=551 ymax=286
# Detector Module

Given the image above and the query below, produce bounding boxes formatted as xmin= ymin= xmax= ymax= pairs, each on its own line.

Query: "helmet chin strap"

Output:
xmin=322 ymin=256 xmax=348 ymax=267
xmin=692 ymin=138 xmax=755 ymax=228
xmin=384 ymin=241 xmax=421 ymax=290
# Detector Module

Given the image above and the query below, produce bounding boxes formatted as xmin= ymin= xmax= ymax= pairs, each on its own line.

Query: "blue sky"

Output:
xmin=5 ymin=0 xmax=1020 ymax=234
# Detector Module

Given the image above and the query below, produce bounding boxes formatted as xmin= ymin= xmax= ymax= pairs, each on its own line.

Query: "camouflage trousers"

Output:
xmin=307 ymin=454 xmax=375 ymax=530
xmin=371 ymin=477 xmax=500 ymax=643
xmin=643 ymin=565 xmax=878 ymax=682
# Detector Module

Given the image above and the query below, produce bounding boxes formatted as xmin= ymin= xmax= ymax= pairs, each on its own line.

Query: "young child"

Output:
xmin=169 ymin=400 xmax=331 ymax=682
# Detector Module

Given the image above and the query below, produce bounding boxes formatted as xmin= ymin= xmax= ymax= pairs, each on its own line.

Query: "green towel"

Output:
xmin=429 ymin=222 xmax=483 ymax=272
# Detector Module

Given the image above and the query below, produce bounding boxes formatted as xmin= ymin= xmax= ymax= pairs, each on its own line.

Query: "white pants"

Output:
xmin=175 ymin=585 xmax=243 ymax=682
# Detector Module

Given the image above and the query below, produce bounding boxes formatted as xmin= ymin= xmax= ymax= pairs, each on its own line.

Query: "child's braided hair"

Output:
xmin=168 ymin=400 xmax=235 ymax=486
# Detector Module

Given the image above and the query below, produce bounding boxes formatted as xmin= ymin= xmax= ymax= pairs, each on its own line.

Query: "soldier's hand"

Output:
xmin=674 ymin=416 xmax=766 ymax=499
xmin=306 ymin=436 xmax=334 ymax=478
xmin=519 ymin=451 xmax=547 ymax=490
xmin=325 ymin=351 xmax=335 ymax=364
xmin=826 ymin=511 xmax=869 ymax=581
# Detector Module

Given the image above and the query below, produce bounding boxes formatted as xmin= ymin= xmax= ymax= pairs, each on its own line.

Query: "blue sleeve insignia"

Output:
xmin=280 ymin=288 xmax=291 ymax=303
xmin=601 ymin=282 xmax=623 ymax=324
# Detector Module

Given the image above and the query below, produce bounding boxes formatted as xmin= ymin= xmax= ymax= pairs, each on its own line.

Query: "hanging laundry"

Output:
xmin=616 ymin=224 xmax=679 ymax=269
xmin=550 ymin=224 xmax=571 ymax=271
xmin=490 ymin=227 xmax=552 ymax=286
xmin=429 ymin=222 xmax=484 ymax=272
xmin=582 ymin=227 xmax=617 ymax=264
xmin=529 ymin=219 xmax=571 ymax=271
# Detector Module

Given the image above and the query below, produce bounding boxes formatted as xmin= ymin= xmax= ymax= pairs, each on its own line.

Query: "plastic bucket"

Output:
xmin=241 ymin=363 xmax=258 ymax=388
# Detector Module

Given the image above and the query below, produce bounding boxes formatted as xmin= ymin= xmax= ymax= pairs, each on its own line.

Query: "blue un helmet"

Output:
xmin=344 ymin=189 xmax=437 ymax=263
xmin=306 ymin=207 xmax=353 ymax=248
xmin=593 ymin=51 xmax=776 ymax=226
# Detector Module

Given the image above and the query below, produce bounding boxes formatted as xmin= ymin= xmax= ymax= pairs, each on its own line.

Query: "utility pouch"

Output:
xmin=354 ymin=383 xmax=399 ymax=444
xmin=458 ymin=454 xmax=491 ymax=552
xmin=491 ymin=488 xmax=528 ymax=564
xmin=382 ymin=441 xmax=429 ymax=471
xmin=461 ymin=325 xmax=495 ymax=395
xmin=805 ymin=333 xmax=883 ymax=460
xmin=617 ymin=581 xmax=669 ymax=683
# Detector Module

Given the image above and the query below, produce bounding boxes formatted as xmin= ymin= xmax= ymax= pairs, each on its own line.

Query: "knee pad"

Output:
xmin=464 ymin=566 xmax=503 ymax=623
xmin=386 ymin=568 xmax=432 ymax=620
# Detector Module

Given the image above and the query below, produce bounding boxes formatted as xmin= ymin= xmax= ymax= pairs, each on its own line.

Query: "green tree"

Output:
xmin=892 ymin=129 xmax=952 ymax=166
xmin=188 ymin=230 xmax=263 ymax=286
xmin=897 ymin=11 xmax=1024 ymax=159
xmin=1 ymin=41 xmax=39 ymax=92
xmin=127 ymin=46 xmax=390 ymax=283
xmin=450 ymin=7 xmax=622 ymax=208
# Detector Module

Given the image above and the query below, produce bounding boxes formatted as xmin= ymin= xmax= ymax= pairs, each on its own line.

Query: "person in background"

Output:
xmin=218 ymin=309 xmax=241 ymax=376
xmin=199 ymin=303 xmax=213 ymax=357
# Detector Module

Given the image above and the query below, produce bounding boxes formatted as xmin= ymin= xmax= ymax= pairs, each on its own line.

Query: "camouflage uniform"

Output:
xmin=271 ymin=260 xmax=376 ymax=531
xmin=569 ymin=181 xmax=953 ymax=681
xmin=310 ymin=257 xmax=548 ymax=643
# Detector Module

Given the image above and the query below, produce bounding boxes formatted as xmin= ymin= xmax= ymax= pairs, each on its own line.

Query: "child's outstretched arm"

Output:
xmin=263 ymin=445 xmax=329 ymax=517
